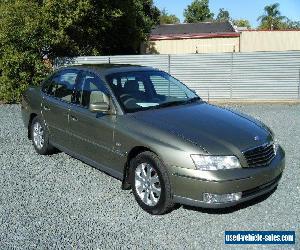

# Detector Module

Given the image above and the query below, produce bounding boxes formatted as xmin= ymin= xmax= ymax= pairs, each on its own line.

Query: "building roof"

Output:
xmin=150 ymin=21 xmax=239 ymax=40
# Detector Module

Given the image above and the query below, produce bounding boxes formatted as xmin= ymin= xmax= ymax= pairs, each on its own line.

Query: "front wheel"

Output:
xmin=130 ymin=151 xmax=175 ymax=215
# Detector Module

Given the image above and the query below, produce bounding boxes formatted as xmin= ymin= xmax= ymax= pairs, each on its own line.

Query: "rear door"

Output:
xmin=41 ymin=69 xmax=79 ymax=148
xmin=68 ymin=71 xmax=120 ymax=177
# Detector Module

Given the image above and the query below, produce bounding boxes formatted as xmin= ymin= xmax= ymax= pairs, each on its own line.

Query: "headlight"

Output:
xmin=190 ymin=155 xmax=241 ymax=171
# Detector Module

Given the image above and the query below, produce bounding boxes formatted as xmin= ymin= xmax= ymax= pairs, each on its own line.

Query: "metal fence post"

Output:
xmin=298 ymin=68 xmax=300 ymax=99
xmin=208 ymin=89 xmax=210 ymax=103
xmin=230 ymin=52 xmax=233 ymax=100
xmin=168 ymin=55 xmax=171 ymax=96
xmin=168 ymin=54 xmax=171 ymax=74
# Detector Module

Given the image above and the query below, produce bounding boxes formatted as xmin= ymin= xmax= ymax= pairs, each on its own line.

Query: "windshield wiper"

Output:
xmin=184 ymin=96 xmax=201 ymax=104
xmin=143 ymin=101 xmax=184 ymax=110
xmin=156 ymin=100 xmax=187 ymax=108
xmin=151 ymin=97 xmax=201 ymax=110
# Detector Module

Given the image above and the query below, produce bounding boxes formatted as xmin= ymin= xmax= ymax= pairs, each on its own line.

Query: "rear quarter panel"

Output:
xmin=21 ymin=86 xmax=42 ymax=128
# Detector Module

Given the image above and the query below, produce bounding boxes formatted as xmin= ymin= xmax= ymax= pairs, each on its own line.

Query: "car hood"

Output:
xmin=132 ymin=102 xmax=272 ymax=155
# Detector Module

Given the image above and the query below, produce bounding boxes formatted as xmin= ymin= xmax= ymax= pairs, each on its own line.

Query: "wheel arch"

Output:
xmin=28 ymin=113 xmax=38 ymax=139
xmin=122 ymin=146 xmax=156 ymax=190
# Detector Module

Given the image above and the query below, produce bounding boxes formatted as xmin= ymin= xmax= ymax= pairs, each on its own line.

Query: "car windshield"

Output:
xmin=106 ymin=70 xmax=200 ymax=113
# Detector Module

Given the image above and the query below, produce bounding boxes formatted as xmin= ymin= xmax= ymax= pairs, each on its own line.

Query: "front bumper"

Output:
xmin=170 ymin=146 xmax=285 ymax=209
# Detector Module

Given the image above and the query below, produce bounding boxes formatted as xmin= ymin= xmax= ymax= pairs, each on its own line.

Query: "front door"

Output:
xmin=41 ymin=69 xmax=79 ymax=148
xmin=68 ymin=71 xmax=120 ymax=177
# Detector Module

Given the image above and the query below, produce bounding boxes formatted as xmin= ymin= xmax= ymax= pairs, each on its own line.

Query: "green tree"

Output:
xmin=280 ymin=19 xmax=300 ymax=30
xmin=233 ymin=19 xmax=251 ymax=29
xmin=257 ymin=3 xmax=286 ymax=30
xmin=216 ymin=8 xmax=230 ymax=22
xmin=287 ymin=20 xmax=300 ymax=29
xmin=0 ymin=0 xmax=160 ymax=103
xmin=0 ymin=1 xmax=50 ymax=103
xmin=183 ymin=0 xmax=214 ymax=23
xmin=159 ymin=8 xmax=180 ymax=24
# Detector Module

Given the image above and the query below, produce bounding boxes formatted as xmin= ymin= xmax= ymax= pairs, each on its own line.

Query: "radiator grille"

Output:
xmin=243 ymin=143 xmax=275 ymax=167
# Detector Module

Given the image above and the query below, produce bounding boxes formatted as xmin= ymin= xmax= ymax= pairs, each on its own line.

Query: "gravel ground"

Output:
xmin=0 ymin=104 xmax=299 ymax=250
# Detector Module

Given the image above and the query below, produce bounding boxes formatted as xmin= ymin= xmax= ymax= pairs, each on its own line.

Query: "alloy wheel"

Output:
xmin=33 ymin=122 xmax=44 ymax=149
xmin=135 ymin=163 xmax=161 ymax=207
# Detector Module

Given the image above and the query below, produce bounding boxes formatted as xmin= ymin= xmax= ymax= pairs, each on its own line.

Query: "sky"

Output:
xmin=154 ymin=0 xmax=300 ymax=27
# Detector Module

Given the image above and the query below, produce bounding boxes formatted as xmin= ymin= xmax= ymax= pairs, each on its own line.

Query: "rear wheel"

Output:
xmin=30 ymin=116 xmax=55 ymax=155
xmin=130 ymin=151 xmax=175 ymax=215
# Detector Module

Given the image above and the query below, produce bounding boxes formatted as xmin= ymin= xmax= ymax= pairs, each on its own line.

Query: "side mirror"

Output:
xmin=89 ymin=102 xmax=110 ymax=113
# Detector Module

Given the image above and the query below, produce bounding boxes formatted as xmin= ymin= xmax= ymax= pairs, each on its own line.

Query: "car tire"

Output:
xmin=30 ymin=116 xmax=55 ymax=155
xmin=130 ymin=151 xmax=175 ymax=215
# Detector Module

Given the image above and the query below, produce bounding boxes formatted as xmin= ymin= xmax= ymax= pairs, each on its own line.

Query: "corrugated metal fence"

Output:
xmin=59 ymin=51 xmax=300 ymax=101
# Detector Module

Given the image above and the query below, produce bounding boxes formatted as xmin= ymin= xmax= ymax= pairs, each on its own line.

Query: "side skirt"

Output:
xmin=51 ymin=141 xmax=123 ymax=181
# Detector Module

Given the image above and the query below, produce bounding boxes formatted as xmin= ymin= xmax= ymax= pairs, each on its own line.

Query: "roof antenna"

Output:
xmin=196 ymin=46 xmax=198 ymax=54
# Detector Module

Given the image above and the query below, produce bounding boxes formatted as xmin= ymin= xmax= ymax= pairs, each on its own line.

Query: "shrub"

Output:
xmin=0 ymin=0 xmax=159 ymax=103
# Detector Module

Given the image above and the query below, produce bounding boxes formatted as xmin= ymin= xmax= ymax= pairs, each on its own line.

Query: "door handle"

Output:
xmin=70 ymin=115 xmax=78 ymax=121
xmin=43 ymin=105 xmax=51 ymax=111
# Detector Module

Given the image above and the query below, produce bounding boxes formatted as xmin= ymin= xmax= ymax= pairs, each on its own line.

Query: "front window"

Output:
xmin=106 ymin=70 xmax=200 ymax=113
xmin=73 ymin=71 xmax=109 ymax=108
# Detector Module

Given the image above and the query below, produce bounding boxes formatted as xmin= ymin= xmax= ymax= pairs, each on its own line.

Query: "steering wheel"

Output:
xmin=151 ymin=97 xmax=161 ymax=103
xmin=120 ymin=94 xmax=133 ymax=101
xmin=120 ymin=94 xmax=140 ymax=109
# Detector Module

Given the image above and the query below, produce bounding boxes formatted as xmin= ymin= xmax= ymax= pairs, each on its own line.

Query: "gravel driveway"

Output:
xmin=0 ymin=104 xmax=299 ymax=249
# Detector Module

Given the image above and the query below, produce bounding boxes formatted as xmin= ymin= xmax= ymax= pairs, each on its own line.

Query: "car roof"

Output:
xmin=59 ymin=64 xmax=158 ymax=76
